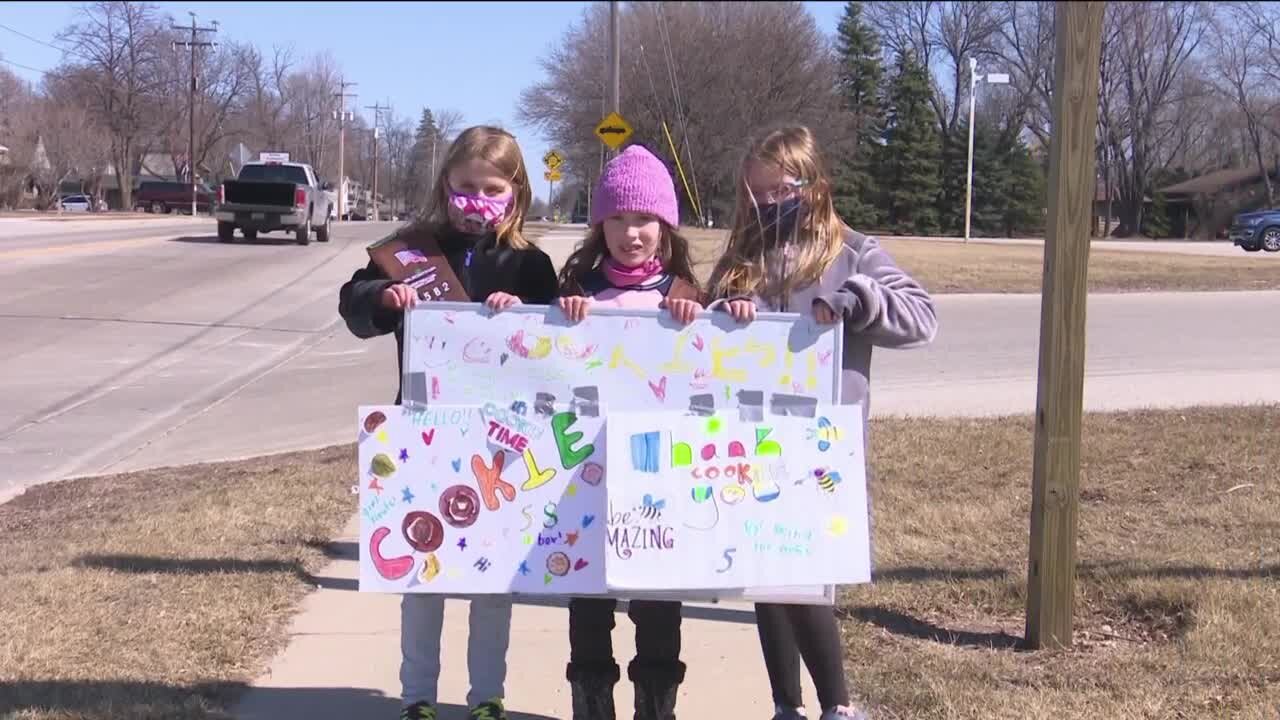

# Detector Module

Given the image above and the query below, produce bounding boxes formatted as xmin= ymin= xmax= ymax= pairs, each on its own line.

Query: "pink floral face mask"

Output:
xmin=447 ymin=190 xmax=512 ymax=234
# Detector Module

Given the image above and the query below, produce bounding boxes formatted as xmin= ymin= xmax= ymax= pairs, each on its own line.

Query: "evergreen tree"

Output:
xmin=969 ymin=122 xmax=1008 ymax=236
xmin=831 ymin=1 xmax=884 ymax=228
xmin=879 ymin=51 xmax=941 ymax=235
xmin=1000 ymin=140 xmax=1045 ymax=236
xmin=1144 ymin=192 xmax=1171 ymax=238
xmin=405 ymin=108 xmax=440 ymax=209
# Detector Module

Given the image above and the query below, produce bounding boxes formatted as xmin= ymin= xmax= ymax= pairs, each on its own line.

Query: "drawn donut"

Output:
xmin=363 ymin=410 xmax=388 ymax=434
xmin=402 ymin=511 xmax=444 ymax=553
xmin=439 ymin=485 xmax=481 ymax=528
xmin=578 ymin=462 xmax=605 ymax=487
xmin=546 ymin=551 xmax=571 ymax=577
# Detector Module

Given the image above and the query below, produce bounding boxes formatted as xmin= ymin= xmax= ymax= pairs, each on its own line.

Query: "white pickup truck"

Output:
xmin=215 ymin=161 xmax=334 ymax=245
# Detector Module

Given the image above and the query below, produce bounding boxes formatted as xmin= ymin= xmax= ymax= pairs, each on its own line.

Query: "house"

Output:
xmin=1156 ymin=163 xmax=1280 ymax=239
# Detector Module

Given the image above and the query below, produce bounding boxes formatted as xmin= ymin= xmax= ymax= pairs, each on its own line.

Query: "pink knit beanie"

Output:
xmin=590 ymin=145 xmax=679 ymax=228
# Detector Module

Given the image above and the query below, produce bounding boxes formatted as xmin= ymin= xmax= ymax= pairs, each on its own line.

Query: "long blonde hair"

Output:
xmin=708 ymin=125 xmax=845 ymax=300
xmin=417 ymin=125 xmax=533 ymax=249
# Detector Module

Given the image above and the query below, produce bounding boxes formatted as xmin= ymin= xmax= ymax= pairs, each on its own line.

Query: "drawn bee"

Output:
xmin=807 ymin=416 xmax=843 ymax=452
xmin=636 ymin=494 xmax=666 ymax=521
xmin=815 ymin=468 xmax=843 ymax=494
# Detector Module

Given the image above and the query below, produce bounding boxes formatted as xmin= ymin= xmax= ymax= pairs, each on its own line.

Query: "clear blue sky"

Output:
xmin=1 ymin=1 xmax=847 ymax=203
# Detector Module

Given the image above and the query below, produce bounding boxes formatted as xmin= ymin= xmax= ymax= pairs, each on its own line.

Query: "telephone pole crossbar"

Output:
xmin=172 ymin=13 xmax=217 ymax=217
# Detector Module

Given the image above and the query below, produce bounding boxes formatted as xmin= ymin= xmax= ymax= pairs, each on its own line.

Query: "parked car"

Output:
xmin=1229 ymin=208 xmax=1280 ymax=252
xmin=134 ymin=181 xmax=216 ymax=214
xmin=214 ymin=161 xmax=334 ymax=245
xmin=57 ymin=194 xmax=92 ymax=212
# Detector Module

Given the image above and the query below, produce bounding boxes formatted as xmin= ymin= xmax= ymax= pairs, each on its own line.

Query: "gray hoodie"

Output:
xmin=710 ymin=227 xmax=938 ymax=420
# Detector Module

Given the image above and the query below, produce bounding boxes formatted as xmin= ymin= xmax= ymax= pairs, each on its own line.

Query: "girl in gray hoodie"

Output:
xmin=707 ymin=125 xmax=938 ymax=720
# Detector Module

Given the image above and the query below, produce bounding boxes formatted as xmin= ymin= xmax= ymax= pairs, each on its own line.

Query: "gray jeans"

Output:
xmin=400 ymin=594 xmax=513 ymax=707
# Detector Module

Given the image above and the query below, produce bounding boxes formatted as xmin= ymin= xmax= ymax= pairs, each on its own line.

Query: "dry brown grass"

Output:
xmin=848 ymin=406 xmax=1280 ymax=719
xmin=2 ymin=409 xmax=1277 ymax=719
xmin=681 ymin=228 xmax=1280 ymax=293
xmin=0 ymin=447 xmax=354 ymax=720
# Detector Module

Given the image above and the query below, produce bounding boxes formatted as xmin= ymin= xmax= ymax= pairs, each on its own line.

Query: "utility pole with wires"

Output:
xmin=366 ymin=101 xmax=389 ymax=222
xmin=333 ymin=79 xmax=357 ymax=221
xmin=172 ymin=12 xmax=217 ymax=218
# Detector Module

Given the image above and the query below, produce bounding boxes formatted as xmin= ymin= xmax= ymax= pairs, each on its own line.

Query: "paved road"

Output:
xmin=3 ymin=220 xmax=1278 ymax=505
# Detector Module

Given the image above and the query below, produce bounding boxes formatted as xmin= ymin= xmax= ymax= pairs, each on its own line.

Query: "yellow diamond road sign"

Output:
xmin=544 ymin=169 xmax=563 ymax=182
xmin=595 ymin=111 xmax=633 ymax=150
xmin=543 ymin=150 xmax=564 ymax=171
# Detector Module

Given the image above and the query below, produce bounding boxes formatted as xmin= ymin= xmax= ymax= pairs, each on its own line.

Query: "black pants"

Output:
xmin=755 ymin=602 xmax=850 ymax=710
xmin=568 ymin=597 xmax=685 ymax=685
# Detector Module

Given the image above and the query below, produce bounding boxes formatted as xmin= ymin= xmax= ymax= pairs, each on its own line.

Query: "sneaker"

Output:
xmin=773 ymin=706 xmax=808 ymax=720
xmin=820 ymin=707 xmax=868 ymax=720
xmin=400 ymin=701 xmax=437 ymax=720
xmin=470 ymin=699 xmax=508 ymax=720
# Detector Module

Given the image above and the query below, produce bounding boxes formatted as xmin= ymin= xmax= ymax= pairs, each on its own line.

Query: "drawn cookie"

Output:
xmin=546 ymin=551 xmax=571 ymax=577
xmin=439 ymin=485 xmax=481 ymax=528
xmin=363 ymin=410 xmax=388 ymax=434
xmin=579 ymin=462 xmax=605 ymax=487
xmin=402 ymin=511 xmax=444 ymax=553
xmin=371 ymin=453 xmax=397 ymax=478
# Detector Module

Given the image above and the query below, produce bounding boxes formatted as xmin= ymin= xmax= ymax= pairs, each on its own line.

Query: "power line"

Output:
xmin=0 ymin=22 xmax=92 ymax=62
xmin=0 ymin=56 xmax=51 ymax=75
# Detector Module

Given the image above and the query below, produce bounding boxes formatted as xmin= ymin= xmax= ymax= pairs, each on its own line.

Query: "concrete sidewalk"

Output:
xmin=235 ymin=516 xmax=805 ymax=719
xmin=235 ymin=223 xmax=805 ymax=718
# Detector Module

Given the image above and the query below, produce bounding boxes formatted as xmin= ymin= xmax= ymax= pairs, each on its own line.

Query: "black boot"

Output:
xmin=567 ymin=661 xmax=619 ymax=720
xmin=629 ymin=659 xmax=686 ymax=720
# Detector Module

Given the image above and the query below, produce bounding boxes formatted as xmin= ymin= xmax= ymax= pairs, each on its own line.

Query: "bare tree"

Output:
xmin=58 ymin=1 xmax=170 ymax=209
xmin=992 ymin=0 xmax=1054 ymax=146
xmin=520 ymin=1 xmax=837 ymax=222
xmin=1208 ymin=6 xmax=1276 ymax=205
xmin=434 ymin=108 xmax=465 ymax=145
xmin=865 ymin=1 xmax=1008 ymax=144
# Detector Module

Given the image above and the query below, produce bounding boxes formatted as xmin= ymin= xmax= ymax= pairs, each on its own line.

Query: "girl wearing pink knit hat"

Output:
xmin=557 ymin=144 xmax=702 ymax=720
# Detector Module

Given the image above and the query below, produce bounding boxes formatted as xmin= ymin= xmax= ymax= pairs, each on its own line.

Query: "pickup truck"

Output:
xmin=215 ymin=161 xmax=333 ymax=245
xmin=1228 ymin=208 xmax=1280 ymax=252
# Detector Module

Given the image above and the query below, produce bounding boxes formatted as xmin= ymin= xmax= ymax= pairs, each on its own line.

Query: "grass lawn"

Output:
xmin=1 ymin=407 xmax=1277 ymax=718
xmin=681 ymin=228 xmax=1280 ymax=293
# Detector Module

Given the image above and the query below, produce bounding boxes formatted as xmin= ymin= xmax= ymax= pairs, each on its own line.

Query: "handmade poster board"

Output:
xmin=400 ymin=303 xmax=846 ymax=604
xmin=357 ymin=404 xmax=608 ymax=594
xmin=604 ymin=408 xmax=870 ymax=591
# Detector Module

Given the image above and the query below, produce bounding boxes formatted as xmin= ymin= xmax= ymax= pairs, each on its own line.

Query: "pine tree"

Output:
xmin=879 ymin=51 xmax=941 ymax=235
xmin=831 ymin=1 xmax=884 ymax=228
xmin=970 ymin=121 xmax=1008 ymax=235
xmin=1144 ymin=192 xmax=1171 ymax=238
xmin=405 ymin=108 xmax=440 ymax=209
xmin=1000 ymin=140 xmax=1045 ymax=236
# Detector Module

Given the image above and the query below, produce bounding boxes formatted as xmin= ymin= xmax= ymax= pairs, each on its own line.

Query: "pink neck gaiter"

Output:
xmin=603 ymin=255 xmax=664 ymax=288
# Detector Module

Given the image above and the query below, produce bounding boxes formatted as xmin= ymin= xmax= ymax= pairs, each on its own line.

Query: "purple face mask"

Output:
xmin=447 ymin=190 xmax=512 ymax=234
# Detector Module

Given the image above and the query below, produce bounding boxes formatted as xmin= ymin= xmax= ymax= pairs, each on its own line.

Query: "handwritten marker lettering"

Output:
xmin=716 ymin=548 xmax=737 ymax=573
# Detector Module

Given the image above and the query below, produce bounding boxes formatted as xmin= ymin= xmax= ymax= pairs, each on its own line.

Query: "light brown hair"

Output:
xmin=418 ymin=125 xmax=533 ymax=249
xmin=707 ymin=125 xmax=845 ymax=300
xmin=558 ymin=222 xmax=700 ymax=297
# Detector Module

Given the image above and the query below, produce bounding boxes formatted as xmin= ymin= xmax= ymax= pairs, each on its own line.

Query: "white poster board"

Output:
xmin=357 ymin=404 xmax=608 ymax=594
xmin=604 ymin=408 xmax=870 ymax=590
xmin=401 ymin=303 xmax=845 ymax=604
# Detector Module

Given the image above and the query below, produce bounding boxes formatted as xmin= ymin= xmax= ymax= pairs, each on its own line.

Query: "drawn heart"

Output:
xmin=422 ymin=429 xmax=436 ymax=445
xmin=500 ymin=352 xmax=510 ymax=366
xmin=692 ymin=334 xmax=705 ymax=351
xmin=451 ymin=458 xmax=462 ymax=472
xmin=648 ymin=376 xmax=668 ymax=401
xmin=582 ymin=514 xmax=595 ymax=528
xmin=574 ymin=558 xmax=589 ymax=571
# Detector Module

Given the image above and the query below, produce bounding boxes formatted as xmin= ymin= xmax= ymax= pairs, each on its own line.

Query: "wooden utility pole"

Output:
xmin=608 ymin=0 xmax=621 ymax=159
xmin=366 ymin=101 xmax=389 ymax=221
xmin=1025 ymin=0 xmax=1106 ymax=651
xmin=333 ymin=79 xmax=357 ymax=221
xmin=172 ymin=12 xmax=217 ymax=217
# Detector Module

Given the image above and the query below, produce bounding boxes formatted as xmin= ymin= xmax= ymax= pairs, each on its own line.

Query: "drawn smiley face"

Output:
xmin=415 ymin=335 xmax=452 ymax=369
xmin=463 ymin=338 xmax=493 ymax=364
